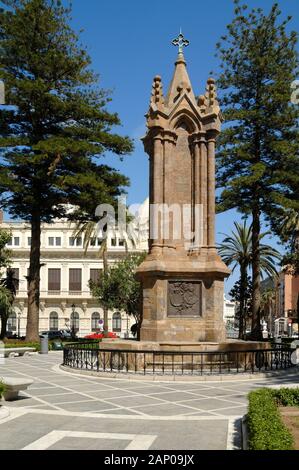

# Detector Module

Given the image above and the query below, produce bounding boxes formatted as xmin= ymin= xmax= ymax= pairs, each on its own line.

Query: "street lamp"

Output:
xmin=71 ymin=303 xmax=76 ymax=339
xmin=17 ymin=312 xmax=21 ymax=338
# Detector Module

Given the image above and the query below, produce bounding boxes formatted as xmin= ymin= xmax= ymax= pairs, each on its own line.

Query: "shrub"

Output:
xmin=4 ymin=341 xmax=41 ymax=351
xmin=273 ymin=388 xmax=299 ymax=408
xmin=247 ymin=388 xmax=294 ymax=450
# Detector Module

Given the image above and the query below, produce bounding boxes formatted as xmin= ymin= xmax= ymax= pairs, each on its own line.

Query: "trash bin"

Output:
xmin=40 ymin=335 xmax=49 ymax=355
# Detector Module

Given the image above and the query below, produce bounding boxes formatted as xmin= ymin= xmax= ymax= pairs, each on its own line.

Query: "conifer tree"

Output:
xmin=216 ymin=1 xmax=299 ymax=336
xmin=0 ymin=0 xmax=133 ymax=340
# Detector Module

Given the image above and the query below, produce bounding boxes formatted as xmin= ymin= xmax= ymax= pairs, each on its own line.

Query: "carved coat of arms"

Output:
xmin=168 ymin=281 xmax=201 ymax=316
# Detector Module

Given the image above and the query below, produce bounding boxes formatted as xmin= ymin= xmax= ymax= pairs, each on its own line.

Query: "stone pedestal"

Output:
xmin=137 ymin=255 xmax=229 ymax=342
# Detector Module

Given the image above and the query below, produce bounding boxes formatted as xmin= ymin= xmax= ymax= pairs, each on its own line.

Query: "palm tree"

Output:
xmin=279 ymin=209 xmax=299 ymax=275
xmin=279 ymin=209 xmax=299 ymax=247
xmin=219 ymin=221 xmax=281 ymax=339
xmin=0 ymin=268 xmax=18 ymax=339
xmin=261 ymin=288 xmax=276 ymax=337
xmin=72 ymin=220 xmax=109 ymax=334
xmin=73 ymin=217 xmax=136 ymax=335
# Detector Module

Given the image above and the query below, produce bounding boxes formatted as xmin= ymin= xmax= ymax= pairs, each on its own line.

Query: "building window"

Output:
xmin=70 ymin=312 xmax=80 ymax=333
xmin=91 ymin=312 xmax=101 ymax=332
xmin=48 ymin=269 xmax=61 ymax=292
xmin=49 ymin=312 xmax=59 ymax=331
xmin=112 ymin=312 xmax=122 ymax=332
xmin=89 ymin=269 xmax=102 ymax=286
xmin=118 ymin=239 xmax=125 ymax=247
xmin=14 ymin=237 xmax=20 ymax=246
xmin=48 ymin=237 xmax=61 ymax=247
xmin=28 ymin=237 xmax=31 ymax=246
xmin=6 ymin=238 xmax=12 ymax=246
xmin=90 ymin=238 xmax=102 ymax=247
xmin=69 ymin=268 xmax=82 ymax=292
xmin=7 ymin=312 xmax=17 ymax=332
xmin=69 ymin=237 xmax=82 ymax=247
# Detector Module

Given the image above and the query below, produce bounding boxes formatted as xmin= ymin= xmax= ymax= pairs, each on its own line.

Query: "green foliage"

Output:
xmin=278 ymin=210 xmax=299 ymax=275
xmin=273 ymin=388 xmax=299 ymax=408
xmin=216 ymin=2 xmax=299 ymax=217
xmin=218 ymin=221 xmax=281 ymax=279
xmin=216 ymin=1 xmax=299 ymax=329
xmin=4 ymin=340 xmax=41 ymax=351
xmin=91 ymin=253 xmax=146 ymax=327
xmin=0 ymin=0 xmax=133 ymax=340
xmin=247 ymin=388 xmax=294 ymax=450
xmin=219 ymin=220 xmax=280 ymax=338
xmin=0 ymin=284 xmax=13 ymax=337
xmin=0 ymin=0 xmax=133 ymax=221
xmin=229 ymin=275 xmax=252 ymax=326
xmin=3 ymin=339 xmax=76 ymax=351
xmin=0 ymin=229 xmax=11 ymax=271
xmin=0 ymin=231 xmax=17 ymax=339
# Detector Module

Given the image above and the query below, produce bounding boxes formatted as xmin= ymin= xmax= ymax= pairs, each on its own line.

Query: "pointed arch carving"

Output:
xmin=170 ymin=109 xmax=201 ymax=134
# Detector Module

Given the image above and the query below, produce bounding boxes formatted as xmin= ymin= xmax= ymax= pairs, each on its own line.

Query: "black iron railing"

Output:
xmin=63 ymin=342 xmax=297 ymax=376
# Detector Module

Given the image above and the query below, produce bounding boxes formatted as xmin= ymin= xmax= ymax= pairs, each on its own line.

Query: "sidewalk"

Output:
xmin=0 ymin=353 xmax=298 ymax=450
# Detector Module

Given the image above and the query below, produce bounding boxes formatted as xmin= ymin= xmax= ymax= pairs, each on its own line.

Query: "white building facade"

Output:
xmin=223 ymin=294 xmax=236 ymax=325
xmin=1 ymin=200 xmax=233 ymax=338
xmin=0 ymin=215 xmax=148 ymax=339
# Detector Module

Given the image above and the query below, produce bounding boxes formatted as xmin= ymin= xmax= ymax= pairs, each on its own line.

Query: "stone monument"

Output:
xmin=136 ymin=32 xmax=230 ymax=343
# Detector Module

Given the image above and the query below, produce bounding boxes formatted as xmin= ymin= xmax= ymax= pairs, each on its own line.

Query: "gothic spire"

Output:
xmin=166 ymin=31 xmax=196 ymax=106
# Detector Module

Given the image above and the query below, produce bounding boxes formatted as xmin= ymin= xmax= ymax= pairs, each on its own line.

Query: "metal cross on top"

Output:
xmin=172 ymin=30 xmax=190 ymax=54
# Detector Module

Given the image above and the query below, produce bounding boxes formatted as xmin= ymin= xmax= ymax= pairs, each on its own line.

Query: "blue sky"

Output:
xmin=67 ymin=0 xmax=298 ymax=294
xmin=4 ymin=0 xmax=299 ymax=294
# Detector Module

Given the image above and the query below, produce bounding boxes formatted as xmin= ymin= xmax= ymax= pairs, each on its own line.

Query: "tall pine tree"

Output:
xmin=0 ymin=0 xmax=133 ymax=341
xmin=216 ymin=1 xmax=299 ymax=336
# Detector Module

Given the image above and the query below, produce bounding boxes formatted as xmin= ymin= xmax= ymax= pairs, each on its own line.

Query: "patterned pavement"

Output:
xmin=0 ymin=352 xmax=298 ymax=450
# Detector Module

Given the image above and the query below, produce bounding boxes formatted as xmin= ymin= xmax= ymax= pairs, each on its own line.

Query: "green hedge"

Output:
xmin=3 ymin=339 xmax=78 ymax=352
xmin=4 ymin=341 xmax=42 ymax=351
xmin=247 ymin=388 xmax=295 ymax=450
xmin=273 ymin=388 xmax=299 ymax=408
xmin=3 ymin=340 xmax=66 ymax=352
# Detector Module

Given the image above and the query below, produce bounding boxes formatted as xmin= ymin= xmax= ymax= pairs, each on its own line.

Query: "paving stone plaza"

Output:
xmin=1 ymin=352 xmax=298 ymax=450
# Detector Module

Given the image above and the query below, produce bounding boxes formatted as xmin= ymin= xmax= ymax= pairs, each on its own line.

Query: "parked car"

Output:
xmin=40 ymin=330 xmax=72 ymax=340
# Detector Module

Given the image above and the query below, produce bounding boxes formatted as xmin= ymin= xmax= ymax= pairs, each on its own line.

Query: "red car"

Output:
xmin=84 ymin=332 xmax=118 ymax=340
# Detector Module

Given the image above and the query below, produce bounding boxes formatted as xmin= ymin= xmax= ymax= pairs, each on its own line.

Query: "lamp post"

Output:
xmin=71 ymin=303 xmax=76 ymax=339
xmin=17 ymin=312 xmax=21 ymax=338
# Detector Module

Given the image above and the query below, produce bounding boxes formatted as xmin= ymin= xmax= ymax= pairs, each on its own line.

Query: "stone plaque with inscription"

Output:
xmin=167 ymin=281 xmax=201 ymax=317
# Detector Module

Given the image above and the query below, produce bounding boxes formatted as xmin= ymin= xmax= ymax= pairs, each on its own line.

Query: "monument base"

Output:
xmin=100 ymin=339 xmax=269 ymax=353
xmin=136 ymin=250 xmax=230 ymax=343
xmin=98 ymin=339 xmax=270 ymax=374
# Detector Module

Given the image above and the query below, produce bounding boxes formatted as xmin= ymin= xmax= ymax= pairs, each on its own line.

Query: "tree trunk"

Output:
xmin=251 ymin=206 xmax=262 ymax=338
xmin=238 ymin=265 xmax=246 ymax=340
xmin=0 ymin=315 xmax=8 ymax=340
xmin=26 ymin=213 xmax=41 ymax=342
xmin=103 ymin=246 xmax=109 ymax=334
xmin=137 ymin=284 xmax=143 ymax=341
xmin=297 ymin=294 xmax=299 ymax=336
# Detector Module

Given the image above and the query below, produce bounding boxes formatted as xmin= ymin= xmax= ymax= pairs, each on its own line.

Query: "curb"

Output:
xmin=241 ymin=416 xmax=248 ymax=450
xmin=59 ymin=364 xmax=299 ymax=383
